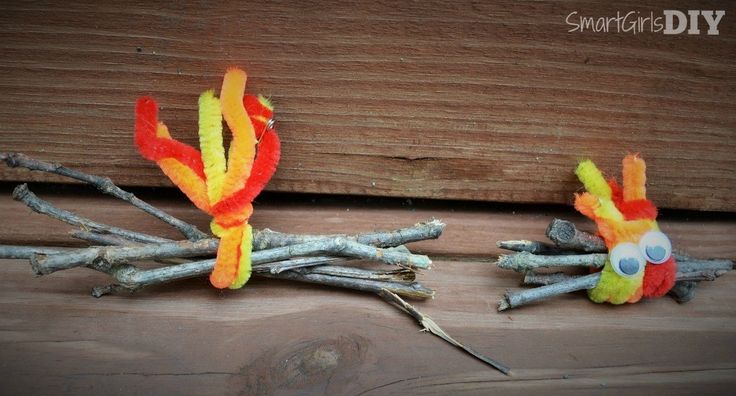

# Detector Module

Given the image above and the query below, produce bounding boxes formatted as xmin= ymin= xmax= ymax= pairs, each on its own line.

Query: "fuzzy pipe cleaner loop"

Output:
xmin=134 ymin=67 xmax=281 ymax=289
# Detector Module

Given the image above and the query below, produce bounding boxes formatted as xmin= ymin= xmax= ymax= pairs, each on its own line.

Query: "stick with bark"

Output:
xmin=496 ymin=218 xmax=734 ymax=310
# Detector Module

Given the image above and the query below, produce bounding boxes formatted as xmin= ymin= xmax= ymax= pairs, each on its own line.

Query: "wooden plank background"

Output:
xmin=0 ymin=190 xmax=735 ymax=395
xmin=1 ymin=0 xmax=734 ymax=211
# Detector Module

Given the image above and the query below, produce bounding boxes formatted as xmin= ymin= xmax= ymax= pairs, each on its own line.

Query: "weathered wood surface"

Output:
xmin=1 ymin=190 xmax=735 ymax=394
xmin=1 ymin=1 xmax=734 ymax=211
xmin=1 ymin=260 xmax=735 ymax=395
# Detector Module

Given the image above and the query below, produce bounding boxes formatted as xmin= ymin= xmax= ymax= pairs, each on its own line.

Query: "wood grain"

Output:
xmin=0 ymin=1 xmax=734 ymax=210
xmin=0 ymin=255 xmax=734 ymax=395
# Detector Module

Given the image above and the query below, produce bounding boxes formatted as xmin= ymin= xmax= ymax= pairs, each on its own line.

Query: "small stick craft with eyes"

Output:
xmin=574 ymin=154 xmax=676 ymax=304
xmin=496 ymin=154 xmax=733 ymax=311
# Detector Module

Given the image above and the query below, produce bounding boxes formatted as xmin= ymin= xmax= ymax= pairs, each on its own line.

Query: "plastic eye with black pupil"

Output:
xmin=638 ymin=230 xmax=672 ymax=265
xmin=609 ymin=242 xmax=646 ymax=278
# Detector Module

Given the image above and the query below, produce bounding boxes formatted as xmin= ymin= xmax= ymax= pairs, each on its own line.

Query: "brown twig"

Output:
xmin=1 ymin=152 xmax=208 ymax=240
xmin=378 ymin=289 xmax=511 ymax=375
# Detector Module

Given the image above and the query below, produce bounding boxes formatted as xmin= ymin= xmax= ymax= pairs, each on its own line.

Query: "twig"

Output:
xmin=378 ymin=289 xmax=511 ymax=375
xmin=498 ymin=273 xmax=600 ymax=311
xmin=252 ymin=256 xmax=346 ymax=274
xmin=30 ymin=237 xmax=431 ymax=275
xmin=12 ymin=184 xmax=169 ymax=244
xmin=496 ymin=240 xmax=573 ymax=255
xmin=0 ymin=245 xmax=68 ymax=259
xmin=69 ymin=230 xmax=143 ymax=246
xmin=87 ymin=257 xmax=434 ymax=299
xmin=262 ymin=270 xmax=433 ymax=299
xmin=668 ymin=281 xmax=698 ymax=303
xmin=1 ymin=152 xmax=208 ymax=240
xmin=497 ymin=251 xmax=606 ymax=272
xmin=252 ymin=221 xmax=444 ymax=250
xmin=545 ymin=218 xmax=606 ymax=252
xmin=307 ymin=265 xmax=416 ymax=283
xmin=499 ymin=258 xmax=734 ymax=311
xmin=29 ymin=239 xmax=220 ymax=275
xmin=523 ymin=271 xmax=579 ymax=286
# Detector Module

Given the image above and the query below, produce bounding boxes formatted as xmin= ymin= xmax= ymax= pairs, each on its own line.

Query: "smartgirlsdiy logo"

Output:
xmin=566 ymin=10 xmax=725 ymax=35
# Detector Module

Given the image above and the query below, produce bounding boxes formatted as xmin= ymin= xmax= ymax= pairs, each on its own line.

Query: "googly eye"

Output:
xmin=609 ymin=242 xmax=645 ymax=278
xmin=639 ymin=230 xmax=672 ymax=264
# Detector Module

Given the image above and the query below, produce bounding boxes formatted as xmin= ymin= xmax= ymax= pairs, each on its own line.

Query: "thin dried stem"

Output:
xmin=253 ymin=256 xmax=346 ymax=274
xmin=378 ymin=289 xmax=511 ymax=375
xmin=30 ymin=239 xmax=220 ymax=275
xmin=1 ymin=152 xmax=208 ymax=240
xmin=13 ymin=183 xmax=170 ymax=244
xmin=545 ymin=218 xmax=606 ymax=252
xmin=0 ymin=245 xmax=68 ymax=259
xmin=31 ymin=236 xmax=432 ymax=276
xmin=496 ymin=240 xmax=572 ymax=255
xmin=69 ymin=230 xmax=143 ymax=246
xmin=499 ymin=258 xmax=734 ymax=311
xmin=87 ymin=257 xmax=433 ymax=299
xmin=498 ymin=273 xmax=600 ymax=311
xmin=262 ymin=270 xmax=433 ymax=299
xmin=307 ymin=265 xmax=416 ymax=283
xmin=497 ymin=251 xmax=606 ymax=272
xmin=253 ymin=221 xmax=444 ymax=250
xmin=522 ymin=271 xmax=579 ymax=286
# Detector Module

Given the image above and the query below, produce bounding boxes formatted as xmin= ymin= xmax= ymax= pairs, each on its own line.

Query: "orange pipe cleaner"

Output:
xmin=134 ymin=67 xmax=280 ymax=289
xmin=574 ymin=154 xmax=676 ymax=304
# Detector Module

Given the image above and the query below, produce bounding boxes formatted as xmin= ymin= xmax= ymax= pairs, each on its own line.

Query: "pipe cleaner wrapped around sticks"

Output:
xmin=135 ymin=67 xmax=280 ymax=289
xmin=492 ymin=154 xmax=733 ymax=311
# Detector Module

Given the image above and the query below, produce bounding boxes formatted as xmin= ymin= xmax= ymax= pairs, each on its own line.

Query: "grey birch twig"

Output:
xmin=499 ymin=258 xmax=734 ymax=311
xmin=12 ymin=183 xmax=170 ymax=244
xmin=0 ymin=245 xmax=68 ymax=259
xmin=253 ymin=220 xmax=444 ymax=250
xmin=261 ymin=270 xmax=433 ymax=298
xmin=546 ymin=218 xmax=606 ymax=252
xmin=523 ymin=271 xmax=579 ymax=286
xmin=306 ymin=265 xmax=416 ymax=283
xmin=496 ymin=240 xmax=572 ymax=255
xmin=497 ymin=251 xmax=606 ymax=272
xmin=378 ymin=289 xmax=511 ymax=375
xmin=668 ymin=281 xmax=698 ymax=303
xmin=498 ymin=273 xmax=600 ymax=311
xmin=30 ymin=239 xmax=220 ymax=275
xmin=69 ymin=230 xmax=143 ymax=246
xmin=1 ymin=152 xmax=208 ymax=240
xmin=30 ymin=237 xmax=431 ymax=275
xmin=88 ymin=258 xmax=433 ymax=299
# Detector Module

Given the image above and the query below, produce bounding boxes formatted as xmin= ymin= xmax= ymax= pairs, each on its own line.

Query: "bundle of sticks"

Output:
xmin=0 ymin=153 xmax=444 ymax=297
xmin=0 ymin=152 xmax=510 ymax=375
xmin=496 ymin=218 xmax=734 ymax=311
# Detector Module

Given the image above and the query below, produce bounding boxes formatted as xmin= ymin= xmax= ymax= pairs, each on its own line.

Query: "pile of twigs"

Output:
xmin=0 ymin=152 xmax=510 ymax=375
xmin=496 ymin=219 xmax=734 ymax=311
